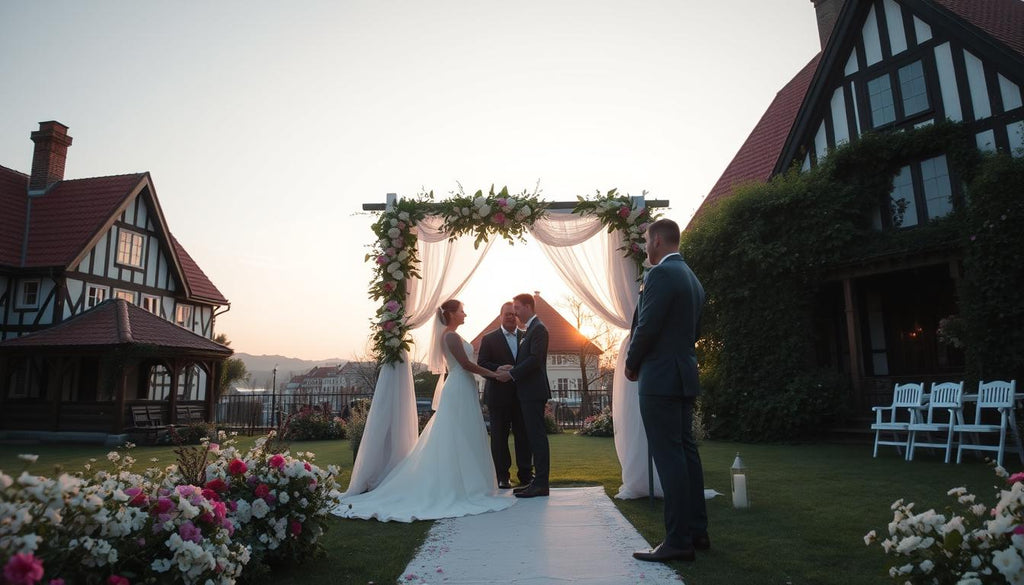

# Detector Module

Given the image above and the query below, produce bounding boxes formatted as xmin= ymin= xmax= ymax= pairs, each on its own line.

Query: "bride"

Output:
xmin=336 ymin=299 xmax=517 ymax=522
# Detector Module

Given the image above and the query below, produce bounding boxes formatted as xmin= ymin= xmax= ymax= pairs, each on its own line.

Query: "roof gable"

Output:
xmin=0 ymin=165 xmax=28 ymax=266
xmin=0 ymin=298 xmax=232 ymax=354
xmin=468 ymin=294 xmax=603 ymax=355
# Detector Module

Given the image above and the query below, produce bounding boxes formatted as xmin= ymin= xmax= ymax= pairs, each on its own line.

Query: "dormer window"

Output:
xmin=116 ymin=228 xmax=145 ymax=268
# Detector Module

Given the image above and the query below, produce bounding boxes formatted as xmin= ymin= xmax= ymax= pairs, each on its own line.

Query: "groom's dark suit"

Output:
xmin=626 ymin=253 xmax=707 ymax=551
xmin=509 ymin=316 xmax=551 ymax=489
xmin=478 ymin=327 xmax=533 ymax=485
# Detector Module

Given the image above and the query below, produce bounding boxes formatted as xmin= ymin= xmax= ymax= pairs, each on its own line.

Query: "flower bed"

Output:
xmin=866 ymin=465 xmax=1024 ymax=584
xmin=577 ymin=407 xmax=614 ymax=437
xmin=0 ymin=432 xmax=342 ymax=585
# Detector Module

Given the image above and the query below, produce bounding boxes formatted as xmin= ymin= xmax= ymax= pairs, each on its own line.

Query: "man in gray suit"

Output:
xmin=625 ymin=218 xmax=709 ymax=563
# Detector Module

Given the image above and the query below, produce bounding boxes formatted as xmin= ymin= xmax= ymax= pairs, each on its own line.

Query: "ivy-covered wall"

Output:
xmin=681 ymin=122 xmax=1023 ymax=441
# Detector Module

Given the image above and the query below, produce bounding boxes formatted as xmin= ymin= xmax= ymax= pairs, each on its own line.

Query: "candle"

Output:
xmin=732 ymin=473 xmax=749 ymax=508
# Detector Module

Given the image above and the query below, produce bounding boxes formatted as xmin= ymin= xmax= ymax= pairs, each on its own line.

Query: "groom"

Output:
xmin=477 ymin=302 xmax=534 ymax=489
xmin=496 ymin=293 xmax=551 ymax=498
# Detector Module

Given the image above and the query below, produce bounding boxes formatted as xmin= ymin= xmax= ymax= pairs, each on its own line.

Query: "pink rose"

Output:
xmin=204 ymin=478 xmax=227 ymax=493
xmin=304 ymin=462 xmax=312 ymax=471
xmin=385 ymin=300 xmax=401 ymax=313
xmin=124 ymin=487 xmax=147 ymax=507
xmin=397 ymin=221 xmax=406 ymax=230
xmin=386 ymin=247 xmax=397 ymax=257
xmin=254 ymin=483 xmax=270 ymax=499
xmin=383 ymin=281 xmax=396 ymax=292
xmin=3 ymin=553 xmax=44 ymax=585
xmin=618 ymin=206 xmax=630 ymax=218
xmin=1010 ymin=472 xmax=1024 ymax=484
xmin=152 ymin=496 xmax=174 ymax=516
xmin=107 ymin=577 xmax=130 ymax=585
xmin=376 ymin=255 xmax=388 ymax=265
xmin=290 ymin=520 xmax=303 ymax=536
xmin=496 ymin=198 xmax=508 ymax=208
xmin=179 ymin=521 xmax=202 ymax=544
xmin=228 ymin=459 xmax=248 ymax=475
xmin=269 ymin=454 xmax=286 ymax=470
xmin=201 ymin=488 xmax=220 ymax=502
xmin=492 ymin=212 xmax=507 ymax=225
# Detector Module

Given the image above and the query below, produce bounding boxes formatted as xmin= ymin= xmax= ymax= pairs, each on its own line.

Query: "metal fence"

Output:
xmin=216 ymin=388 xmax=612 ymax=432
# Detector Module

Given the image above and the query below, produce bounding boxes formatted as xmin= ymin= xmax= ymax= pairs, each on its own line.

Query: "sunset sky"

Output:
xmin=0 ymin=1 xmax=821 ymax=361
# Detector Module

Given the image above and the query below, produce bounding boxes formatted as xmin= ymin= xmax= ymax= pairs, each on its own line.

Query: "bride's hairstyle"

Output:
xmin=437 ymin=299 xmax=461 ymax=326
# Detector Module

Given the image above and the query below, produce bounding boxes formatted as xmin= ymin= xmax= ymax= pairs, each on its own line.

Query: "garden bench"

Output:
xmin=175 ymin=404 xmax=206 ymax=425
xmin=127 ymin=405 xmax=169 ymax=443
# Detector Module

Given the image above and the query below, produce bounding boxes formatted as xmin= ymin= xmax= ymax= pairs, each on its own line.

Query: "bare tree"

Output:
xmin=559 ymin=296 xmax=624 ymax=419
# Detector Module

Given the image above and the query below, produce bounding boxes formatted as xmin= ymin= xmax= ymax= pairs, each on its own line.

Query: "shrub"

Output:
xmin=347 ymin=401 xmax=371 ymax=458
xmin=281 ymin=406 xmax=346 ymax=442
xmin=577 ymin=407 xmax=614 ymax=437
xmin=544 ymin=403 xmax=560 ymax=435
xmin=0 ymin=432 xmax=342 ymax=585
xmin=866 ymin=465 xmax=1024 ymax=584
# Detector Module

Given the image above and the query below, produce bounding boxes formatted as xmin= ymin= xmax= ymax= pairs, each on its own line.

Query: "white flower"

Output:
xmin=959 ymin=493 xmax=977 ymax=504
xmin=971 ymin=504 xmax=987 ymax=516
xmin=107 ymin=451 xmax=120 ymax=462
xmin=392 ymin=272 xmax=405 ymax=281
xmin=863 ymin=530 xmax=876 ymax=545
xmin=387 ymin=261 xmax=402 ymax=274
xmin=387 ymin=227 xmax=401 ymax=239
xmin=398 ymin=211 xmax=410 ymax=221
xmin=478 ymin=205 xmax=491 ymax=217
xmin=473 ymin=197 xmax=485 ymax=206
xmin=251 ymin=498 xmax=270 ymax=519
xmin=956 ymin=574 xmax=982 ymax=585
xmin=17 ymin=454 xmax=39 ymax=464
xmin=279 ymin=491 xmax=290 ymax=504
xmin=0 ymin=472 xmax=11 ymax=489
xmin=993 ymin=548 xmax=1024 ymax=579
xmin=397 ymin=250 xmax=409 ymax=261
xmin=461 ymin=207 xmax=470 ymax=216
xmin=521 ymin=205 xmax=531 ymax=217
xmin=152 ymin=558 xmax=172 ymax=573
xmin=896 ymin=535 xmax=923 ymax=554
xmin=948 ymin=487 xmax=968 ymax=496
xmin=941 ymin=516 xmax=966 ymax=535
xmin=919 ymin=559 xmax=935 ymax=573
xmin=389 ymin=218 xmax=398 ymax=226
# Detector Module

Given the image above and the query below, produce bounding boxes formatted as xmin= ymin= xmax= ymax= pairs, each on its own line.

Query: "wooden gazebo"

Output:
xmin=0 ymin=299 xmax=232 ymax=436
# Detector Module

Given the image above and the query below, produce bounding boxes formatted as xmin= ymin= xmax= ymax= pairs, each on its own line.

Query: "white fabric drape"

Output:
xmin=529 ymin=213 xmax=662 ymax=499
xmin=344 ymin=215 xmax=493 ymax=495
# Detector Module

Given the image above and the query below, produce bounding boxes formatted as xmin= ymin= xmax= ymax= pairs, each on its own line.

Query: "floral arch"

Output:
xmin=349 ymin=187 xmax=665 ymax=499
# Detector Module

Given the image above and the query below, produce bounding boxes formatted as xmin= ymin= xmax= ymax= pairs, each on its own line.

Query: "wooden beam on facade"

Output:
xmin=843 ymin=278 xmax=864 ymax=400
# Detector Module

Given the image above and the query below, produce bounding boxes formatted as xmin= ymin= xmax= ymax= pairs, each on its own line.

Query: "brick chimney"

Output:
xmin=29 ymin=121 xmax=73 ymax=192
xmin=811 ymin=0 xmax=845 ymax=50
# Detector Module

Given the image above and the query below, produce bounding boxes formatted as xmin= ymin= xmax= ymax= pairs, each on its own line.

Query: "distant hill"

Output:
xmin=235 ymin=353 xmax=346 ymax=388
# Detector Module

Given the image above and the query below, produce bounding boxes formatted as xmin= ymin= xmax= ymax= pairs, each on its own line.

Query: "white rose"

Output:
xmin=387 ymin=227 xmax=401 ymax=239
xmin=279 ymin=492 xmax=290 ymax=504
xmin=398 ymin=211 xmax=410 ymax=221
xmin=387 ymin=262 xmax=401 ymax=273
xmin=478 ymin=205 xmax=491 ymax=217
xmin=473 ymin=197 xmax=485 ymax=206
xmin=521 ymin=205 xmax=531 ymax=217
xmin=251 ymin=498 xmax=270 ymax=519
xmin=397 ymin=250 xmax=409 ymax=261
xmin=389 ymin=218 xmax=398 ymax=226
xmin=461 ymin=207 xmax=470 ymax=216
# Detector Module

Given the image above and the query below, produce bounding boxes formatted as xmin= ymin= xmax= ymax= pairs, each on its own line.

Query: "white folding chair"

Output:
xmin=907 ymin=381 xmax=964 ymax=462
xmin=871 ymin=382 xmax=925 ymax=458
xmin=955 ymin=380 xmax=1021 ymax=467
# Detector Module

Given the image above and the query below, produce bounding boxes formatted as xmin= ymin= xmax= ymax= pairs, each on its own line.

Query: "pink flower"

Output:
xmin=496 ymin=198 xmax=508 ymax=208
xmin=179 ymin=521 xmax=202 ymax=544
xmin=152 ymin=496 xmax=174 ymax=516
xmin=397 ymin=221 xmax=406 ymax=230
xmin=124 ymin=487 xmax=147 ymax=507
xmin=254 ymin=483 xmax=270 ymax=499
xmin=376 ymin=255 xmax=388 ymax=265
xmin=492 ymin=212 xmax=507 ymax=225
xmin=107 ymin=576 xmax=130 ymax=585
xmin=49 ymin=580 xmax=65 ymax=585
xmin=1009 ymin=472 xmax=1024 ymax=484
xmin=383 ymin=281 xmax=396 ymax=292
xmin=386 ymin=247 xmax=397 ymax=257
xmin=3 ymin=553 xmax=44 ymax=585
xmin=269 ymin=454 xmax=286 ymax=470
xmin=618 ymin=206 xmax=630 ymax=218
xmin=204 ymin=478 xmax=227 ymax=493
xmin=290 ymin=520 xmax=303 ymax=536
xmin=228 ymin=459 xmax=248 ymax=475
xmin=1014 ymin=525 xmax=1024 ymax=535
xmin=201 ymin=488 xmax=220 ymax=502
xmin=385 ymin=300 xmax=401 ymax=313
xmin=303 ymin=462 xmax=312 ymax=471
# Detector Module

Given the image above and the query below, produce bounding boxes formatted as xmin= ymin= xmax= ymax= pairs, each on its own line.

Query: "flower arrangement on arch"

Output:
xmin=572 ymin=189 xmax=659 ymax=279
xmin=865 ymin=465 xmax=1024 ymax=584
xmin=438 ymin=185 xmax=547 ymax=248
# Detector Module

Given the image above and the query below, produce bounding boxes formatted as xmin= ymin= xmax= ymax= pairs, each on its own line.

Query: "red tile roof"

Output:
xmin=0 ymin=298 xmax=232 ymax=354
xmin=689 ymin=54 xmax=821 ymax=226
xmin=22 ymin=173 xmax=145 ymax=267
xmin=934 ymin=0 xmax=1024 ymax=58
xmin=171 ymin=235 xmax=229 ymax=305
xmin=469 ymin=294 xmax=603 ymax=356
xmin=0 ymin=165 xmax=28 ymax=266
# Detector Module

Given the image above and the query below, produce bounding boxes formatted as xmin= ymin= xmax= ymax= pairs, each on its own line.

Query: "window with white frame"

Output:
xmin=86 ymin=285 xmax=108 ymax=309
xmin=18 ymin=280 xmax=40 ymax=308
xmin=921 ymin=155 xmax=953 ymax=219
xmin=175 ymin=304 xmax=193 ymax=328
xmin=142 ymin=295 xmax=160 ymax=314
xmin=114 ymin=289 xmax=136 ymax=303
xmin=556 ymin=378 xmax=570 ymax=391
xmin=879 ymin=156 xmax=956 ymax=230
xmin=890 ymin=166 xmax=918 ymax=228
xmin=867 ymin=74 xmax=896 ymax=127
xmin=898 ymin=61 xmax=929 ymax=117
xmin=116 ymin=229 xmax=145 ymax=268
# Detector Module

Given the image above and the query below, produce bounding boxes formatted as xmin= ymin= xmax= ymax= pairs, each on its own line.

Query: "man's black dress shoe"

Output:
xmin=498 ymin=480 xmax=512 ymax=489
xmin=514 ymin=484 xmax=549 ymax=498
xmin=693 ymin=533 xmax=711 ymax=551
xmin=632 ymin=542 xmax=696 ymax=563
xmin=512 ymin=483 xmax=531 ymax=494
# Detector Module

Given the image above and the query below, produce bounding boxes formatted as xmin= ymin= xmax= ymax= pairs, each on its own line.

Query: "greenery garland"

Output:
xmin=367 ymin=188 xmax=658 ymax=365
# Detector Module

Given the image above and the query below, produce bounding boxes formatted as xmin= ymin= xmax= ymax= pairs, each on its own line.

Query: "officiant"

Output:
xmin=477 ymin=302 xmax=534 ymax=489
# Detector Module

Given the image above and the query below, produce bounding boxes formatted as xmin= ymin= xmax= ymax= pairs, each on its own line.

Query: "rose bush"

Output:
xmin=0 ymin=432 xmax=342 ymax=585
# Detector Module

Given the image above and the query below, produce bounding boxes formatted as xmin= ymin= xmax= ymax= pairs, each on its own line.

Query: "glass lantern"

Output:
xmin=731 ymin=452 xmax=750 ymax=509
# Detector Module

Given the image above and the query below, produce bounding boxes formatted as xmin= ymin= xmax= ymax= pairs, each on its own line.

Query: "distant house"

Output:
xmin=691 ymin=0 xmax=1024 ymax=406
xmin=0 ymin=121 xmax=231 ymax=436
xmin=469 ymin=293 xmax=603 ymax=397
xmin=285 ymin=361 xmax=378 ymax=397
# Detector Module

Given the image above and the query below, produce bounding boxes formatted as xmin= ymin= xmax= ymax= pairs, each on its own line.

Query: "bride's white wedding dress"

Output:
xmin=336 ymin=336 xmax=516 ymax=522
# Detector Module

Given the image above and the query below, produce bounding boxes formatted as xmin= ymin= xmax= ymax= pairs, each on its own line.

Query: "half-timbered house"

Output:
xmin=691 ymin=0 xmax=1023 ymax=407
xmin=0 ymin=121 xmax=231 ymax=439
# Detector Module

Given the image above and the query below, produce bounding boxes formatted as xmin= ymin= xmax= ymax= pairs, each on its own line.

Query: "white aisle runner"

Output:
xmin=397 ymin=487 xmax=683 ymax=585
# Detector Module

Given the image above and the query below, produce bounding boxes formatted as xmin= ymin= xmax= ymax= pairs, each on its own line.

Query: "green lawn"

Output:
xmin=0 ymin=434 xmax=1004 ymax=585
